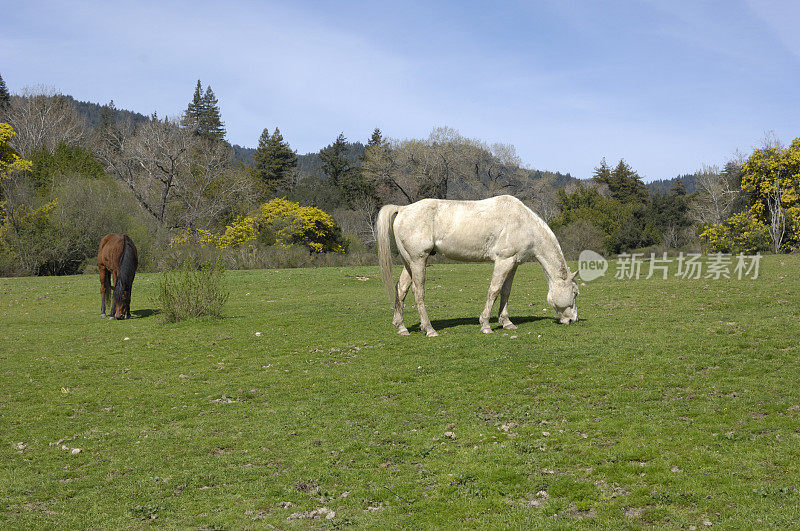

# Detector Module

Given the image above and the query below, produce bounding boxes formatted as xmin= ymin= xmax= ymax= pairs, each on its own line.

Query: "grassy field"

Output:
xmin=1 ymin=255 xmax=799 ymax=528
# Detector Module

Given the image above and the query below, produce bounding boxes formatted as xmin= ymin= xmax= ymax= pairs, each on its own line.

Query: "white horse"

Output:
xmin=376 ymin=195 xmax=578 ymax=337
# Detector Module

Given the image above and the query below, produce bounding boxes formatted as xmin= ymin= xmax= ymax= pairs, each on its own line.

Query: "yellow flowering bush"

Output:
xmin=741 ymin=138 xmax=800 ymax=250
xmin=170 ymin=198 xmax=345 ymax=253
xmin=1 ymin=124 xmax=34 ymax=227
xmin=699 ymin=211 xmax=770 ymax=254
xmin=1 ymin=124 xmax=57 ymax=273
xmin=0 ymin=124 xmax=32 ymax=179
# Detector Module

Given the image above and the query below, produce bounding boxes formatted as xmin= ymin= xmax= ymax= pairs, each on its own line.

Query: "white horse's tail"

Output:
xmin=376 ymin=204 xmax=401 ymax=300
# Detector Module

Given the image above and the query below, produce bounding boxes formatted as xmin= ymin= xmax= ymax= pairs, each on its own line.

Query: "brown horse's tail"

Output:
xmin=113 ymin=234 xmax=138 ymax=307
xmin=376 ymin=204 xmax=401 ymax=301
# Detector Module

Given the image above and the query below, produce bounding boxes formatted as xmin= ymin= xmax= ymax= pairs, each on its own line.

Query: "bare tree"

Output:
xmin=766 ymin=179 xmax=786 ymax=253
xmin=172 ymin=139 xmax=254 ymax=229
xmin=97 ymin=116 xmax=252 ymax=228
xmin=524 ymin=178 xmax=560 ymax=223
xmin=3 ymin=86 xmax=86 ymax=157
xmin=760 ymin=130 xmax=784 ymax=151
xmin=691 ymin=165 xmax=739 ymax=225
xmin=333 ymin=193 xmax=379 ymax=246
xmin=129 ymin=118 xmax=190 ymax=224
xmin=361 ymin=137 xmax=414 ymax=204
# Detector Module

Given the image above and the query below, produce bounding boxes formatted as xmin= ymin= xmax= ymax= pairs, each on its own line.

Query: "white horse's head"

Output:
xmin=547 ymin=271 xmax=579 ymax=324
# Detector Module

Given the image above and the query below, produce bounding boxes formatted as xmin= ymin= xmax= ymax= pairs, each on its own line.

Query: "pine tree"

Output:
xmin=319 ymin=133 xmax=356 ymax=189
xmin=366 ymin=128 xmax=383 ymax=149
xmin=252 ymin=127 xmax=297 ymax=193
xmin=610 ymin=160 xmax=649 ymax=204
xmin=200 ymin=86 xmax=226 ymax=142
xmin=320 ymin=133 xmax=372 ymax=208
xmin=181 ymin=80 xmax=203 ymax=135
xmin=592 ymin=157 xmax=612 ymax=186
xmin=100 ymin=100 xmax=116 ymax=130
xmin=670 ymin=178 xmax=687 ymax=196
xmin=180 ymin=80 xmax=225 ymax=142
xmin=0 ymin=73 xmax=10 ymax=110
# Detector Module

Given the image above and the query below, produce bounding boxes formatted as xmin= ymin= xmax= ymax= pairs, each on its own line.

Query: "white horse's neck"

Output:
xmin=525 ymin=208 xmax=569 ymax=285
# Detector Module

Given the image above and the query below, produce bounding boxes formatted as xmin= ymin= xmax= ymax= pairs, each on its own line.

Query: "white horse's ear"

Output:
xmin=569 ymin=271 xmax=578 ymax=282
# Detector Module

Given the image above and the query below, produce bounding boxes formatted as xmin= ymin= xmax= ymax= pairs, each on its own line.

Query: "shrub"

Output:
xmin=171 ymin=198 xmax=346 ymax=253
xmin=158 ymin=258 xmax=228 ymax=322
xmin=699 ymin=211 xmax=770 ymax=254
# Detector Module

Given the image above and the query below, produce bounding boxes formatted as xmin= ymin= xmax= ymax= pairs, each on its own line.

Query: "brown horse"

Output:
xmin=97 ymin=233 xmax=138 ymax=320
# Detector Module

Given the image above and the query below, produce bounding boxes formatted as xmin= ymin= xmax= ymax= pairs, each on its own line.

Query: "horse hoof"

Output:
xmin=502 ymin=323 xmax=518 ymax=330
xmin=481 ymin=327 xmax=493 ymax=334
xmin=426 ymin=330 xmax=439 ymax=337
xmin=100 ymin=313 xmax=106 ymax=318
xmin=398 ymin=329 xmax=410 ymax=336
xmin=108 ymin=316 xmax=115 ymax=320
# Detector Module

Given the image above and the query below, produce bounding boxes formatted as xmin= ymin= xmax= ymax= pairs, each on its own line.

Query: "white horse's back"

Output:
xmin=393 ymin=195 xmax=548 ymax=263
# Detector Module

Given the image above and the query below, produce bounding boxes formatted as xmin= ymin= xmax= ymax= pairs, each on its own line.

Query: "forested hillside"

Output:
xmin=646 ymin=174 xmax=697 ymax=195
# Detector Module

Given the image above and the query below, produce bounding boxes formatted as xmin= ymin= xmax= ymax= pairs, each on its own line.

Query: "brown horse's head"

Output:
xmin=113 ymin=289 xmax=131 ymax=319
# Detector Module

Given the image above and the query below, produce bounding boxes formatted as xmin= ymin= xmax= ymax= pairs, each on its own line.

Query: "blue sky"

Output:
xmin=2 ymin=0 xmax=799 ymax=180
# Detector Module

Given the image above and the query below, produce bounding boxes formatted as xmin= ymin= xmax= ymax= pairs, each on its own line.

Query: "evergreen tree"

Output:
xmin=0 ymin=73 xmax=10 ymax=110
xmin=252 ymin=127 xmax=297 ymax=193
xmin=319 ymin=133 xmax=356 ymax=188
xmin=366 ymin=128 xmax=383 ymax=150
xmin=592 ymin=157 xmax=612 ymax=186
xmin=180 ymin=80 xmax=225 ymax=141
xmin=670 ymin=178 xmax=687 ymax=196
xmin=610 ymin=160 xmax=649 ymax=204
xmin=100 ymin=100 xmax=116 ymax=130
xmin=593 ymin=158 xmax=648 ymax=204
xmin=319 ymin=133 xmax=370 ymax=208
xmin=200 ymin=85 xmax=226 ymax=142
xmin=181 ymin=80 xmax=203 ymax=135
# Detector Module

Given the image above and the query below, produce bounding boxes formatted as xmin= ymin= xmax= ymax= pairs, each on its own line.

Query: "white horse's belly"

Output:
xmin=434 ymin=234 xmax=495 ymax=261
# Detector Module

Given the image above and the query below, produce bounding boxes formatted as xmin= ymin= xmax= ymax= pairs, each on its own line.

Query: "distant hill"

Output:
xmin=526 ymin=169 xmax=577 ymax=189
xmin=646 ymin=174 xmax=697 ymax=195
xmin=232 ymin=142 xmax=366 ymax=181
xmin=65 ymin=96 xmax=150 ymax=129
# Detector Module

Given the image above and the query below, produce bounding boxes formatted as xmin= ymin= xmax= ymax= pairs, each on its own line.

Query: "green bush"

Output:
xmin=158 ymin=258 xmax=228 ymax=322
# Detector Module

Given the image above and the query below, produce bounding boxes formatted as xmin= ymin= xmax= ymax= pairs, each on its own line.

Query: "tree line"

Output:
xmin=0 ymin=72 xmax=797 ymax=276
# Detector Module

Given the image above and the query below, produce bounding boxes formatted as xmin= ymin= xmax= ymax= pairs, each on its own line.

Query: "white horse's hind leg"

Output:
xmin=480 ymin=258 xmax=517 ymax=334
xmin=409 ymin=259 xmax=437 ymax=337
xmin=498 ymin=265 xmax=518 ymax=330
xmin=394 ymin=266 xmax=412 ymax=335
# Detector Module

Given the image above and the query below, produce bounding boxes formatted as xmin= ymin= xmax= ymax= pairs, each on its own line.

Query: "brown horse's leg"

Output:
xmin=99 ymin=266 xmax=108 ymax=317
xmin=109 ymin=272 xmax=117 ymax=319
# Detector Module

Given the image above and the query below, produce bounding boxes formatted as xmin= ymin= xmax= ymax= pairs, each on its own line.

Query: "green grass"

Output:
xmin=1 ymin=255 xmax=799 ymax=528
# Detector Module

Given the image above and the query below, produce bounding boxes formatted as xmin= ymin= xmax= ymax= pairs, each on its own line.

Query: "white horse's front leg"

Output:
xmin=498 ymin=265 xmax=518 ymax=330
xmin=393 ymin=266 xmax=412 ymax=335
xmin=480 ymin=258 xmax=516 ymax=334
